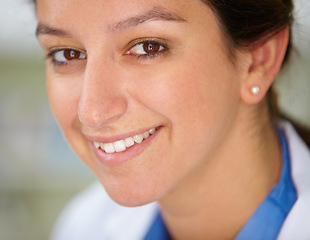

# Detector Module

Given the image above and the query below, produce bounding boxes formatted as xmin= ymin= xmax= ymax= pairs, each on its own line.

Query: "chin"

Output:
xmin=109 ymin=193 xmax=157 ymax=208
xmin=103 ymin=183 xmax=160 ymax=207
xmin=96 ymin=172 xmax=165 ymax=207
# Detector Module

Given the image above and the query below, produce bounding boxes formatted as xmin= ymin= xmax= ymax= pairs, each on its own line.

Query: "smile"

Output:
xmin=93 ymin=127 xmax=157 ymax=153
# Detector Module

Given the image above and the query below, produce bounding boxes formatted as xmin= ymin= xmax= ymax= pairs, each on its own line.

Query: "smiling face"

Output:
xmin=37 ymin=0 xmax=247 ymax=206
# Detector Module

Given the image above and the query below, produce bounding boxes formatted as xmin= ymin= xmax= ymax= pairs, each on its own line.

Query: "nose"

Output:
xmin=78 ymin=59 xmax=128 ymax=129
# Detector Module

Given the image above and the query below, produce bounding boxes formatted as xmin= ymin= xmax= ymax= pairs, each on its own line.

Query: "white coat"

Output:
xmin=50 ymin=122 xmax=310 ymax=240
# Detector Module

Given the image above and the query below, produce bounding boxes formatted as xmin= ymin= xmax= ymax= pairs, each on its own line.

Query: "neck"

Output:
xmin=158 ymin=101 xmax=282 ymax=240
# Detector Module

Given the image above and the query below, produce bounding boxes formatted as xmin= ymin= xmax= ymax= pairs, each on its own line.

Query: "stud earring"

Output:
xmin=251 ymin=86 xmax=260 ymax=95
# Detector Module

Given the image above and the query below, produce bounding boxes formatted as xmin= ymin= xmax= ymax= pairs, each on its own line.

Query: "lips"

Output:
xmin=93 ymin=127 xmax=157 ymax=153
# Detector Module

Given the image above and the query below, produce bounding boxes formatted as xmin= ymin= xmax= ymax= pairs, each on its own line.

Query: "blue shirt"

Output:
xmin=143 ymin=129 xmax=297 ymax=240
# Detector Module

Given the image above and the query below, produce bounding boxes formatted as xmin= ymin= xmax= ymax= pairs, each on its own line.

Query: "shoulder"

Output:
xmin=50 ymin=182 xmax=158 ymax=240
xmin=277 ymin=121 xmax=310 ymax=240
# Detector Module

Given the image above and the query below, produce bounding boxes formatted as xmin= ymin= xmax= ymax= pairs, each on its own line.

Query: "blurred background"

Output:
xmin=0 ymin=0 xmax=309 ymax=239
xmin=0 ymin=1 xmax=95 ymax=240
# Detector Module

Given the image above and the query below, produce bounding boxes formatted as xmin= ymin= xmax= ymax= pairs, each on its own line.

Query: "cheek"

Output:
xmin=46 ymin=73 xmax=81 ymax=138
xmin=141 ymin=53 xmax=239 ymax=127
xmin=47 ymin=73 xmax=96 ymax=169
xmin=135 ymin=50 xmax=241 ymax=163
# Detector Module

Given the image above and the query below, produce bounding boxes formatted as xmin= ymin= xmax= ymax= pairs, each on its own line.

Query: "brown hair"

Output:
xmin=201 ymin=0 xmax=310 ymax=147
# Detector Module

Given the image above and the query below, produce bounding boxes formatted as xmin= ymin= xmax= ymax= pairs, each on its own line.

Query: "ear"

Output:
xmin=240 ymin=28 xmax=290 ymax=104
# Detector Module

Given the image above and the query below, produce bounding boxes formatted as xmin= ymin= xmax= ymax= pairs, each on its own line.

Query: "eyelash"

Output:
xmin=124 ymin=39 xmax=168 ymax=59
xmin=46 ymin=39 xmax=168 ymax=66
xmin=47 ymin=49 xmax=87 ymax=66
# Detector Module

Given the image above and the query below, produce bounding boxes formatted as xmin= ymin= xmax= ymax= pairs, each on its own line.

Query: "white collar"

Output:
xmin=277 ymin=121 xmax=310 ymax=239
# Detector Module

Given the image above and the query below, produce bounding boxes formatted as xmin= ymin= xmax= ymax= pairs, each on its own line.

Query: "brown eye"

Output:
xmin=50 ymin=49 xmax=87 ymax=64
xmin=143 ymin=42 xmax=160 ymax=53
xmin=124 ymin=40 xmax=166 ymax=58
xmin=63 ymin=49 xmax=81 ymax=60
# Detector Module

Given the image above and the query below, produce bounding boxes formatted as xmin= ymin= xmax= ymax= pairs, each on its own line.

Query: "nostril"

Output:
xmin=78 ymin=106 xmax=102 ymax=128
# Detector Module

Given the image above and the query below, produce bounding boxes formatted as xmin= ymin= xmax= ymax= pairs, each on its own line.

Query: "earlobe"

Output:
xmin=240 ymin=28 xmax=290 ymax=104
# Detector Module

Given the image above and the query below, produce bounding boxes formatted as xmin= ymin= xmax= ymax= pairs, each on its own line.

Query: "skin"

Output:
xmin=36 ymin=0 xmax=289 ymax=239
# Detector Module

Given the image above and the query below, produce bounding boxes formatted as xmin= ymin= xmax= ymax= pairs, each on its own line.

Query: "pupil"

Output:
xmin=148 ymin=44 xmax=154 ymax=51
xmin=143 ymin=42 xmax=160 ymax=53
xmin=64 ymin=49 xmax=79 ymax=60
xmin=70 ymin=50 xmax=76 ymax=58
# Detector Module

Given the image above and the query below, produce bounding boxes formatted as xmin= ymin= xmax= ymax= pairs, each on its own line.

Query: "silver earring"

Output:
xmin=251 ymin=86 xmax=260 ymax=95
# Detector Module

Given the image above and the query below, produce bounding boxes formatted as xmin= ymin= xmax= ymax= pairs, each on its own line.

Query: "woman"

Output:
xmin=35 ymin=0 xmax=310 ymax=239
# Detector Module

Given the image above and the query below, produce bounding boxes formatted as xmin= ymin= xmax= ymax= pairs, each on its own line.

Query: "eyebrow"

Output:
xmin=36 ymin=6 xmax=186 ymax=37
xmin=36 ymin=24 xmax=72 ymax=38
xmin=110 ymin=7 xmax=187 ymax=31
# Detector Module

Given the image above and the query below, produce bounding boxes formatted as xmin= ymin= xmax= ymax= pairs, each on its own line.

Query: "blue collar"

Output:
xmin=143 ymin=211 xmax=172 ymax=240
xmin=235 ymin=128 xmax=297 ymax=239
xmin=144 ymin=128 xmax=297 ymax=240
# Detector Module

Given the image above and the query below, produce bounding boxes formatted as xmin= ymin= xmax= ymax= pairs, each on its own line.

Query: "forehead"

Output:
xmin=35 ymin=0 xmax=211 ymax=30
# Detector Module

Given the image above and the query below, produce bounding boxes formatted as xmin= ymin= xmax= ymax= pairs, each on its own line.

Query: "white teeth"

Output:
xmin=94 ymin=142 xmax=100 ymax=149
xmin=125 ymin=137 xmax=135 ymax=147
xmin=133 ymin=134 xmax=144 ymax=144
xmin=149 ymin=128 xmax=156 ymax=135
xmin=143 ymin=131 xmax=150 ymax=139
xmin=95 ymin=127 xmax=157 ymax=153
xmin=102 ymin=143 xmax=115 ymax=153
xmin=113 ymin=140 xmax=126 ymax=152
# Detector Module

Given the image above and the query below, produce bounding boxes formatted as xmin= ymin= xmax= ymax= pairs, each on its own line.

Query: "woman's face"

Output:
xmin=37 ymin=0 xmax=247 ymax=206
